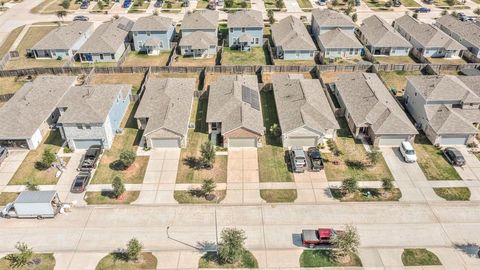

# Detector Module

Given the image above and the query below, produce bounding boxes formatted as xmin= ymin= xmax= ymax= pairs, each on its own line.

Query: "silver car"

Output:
xmin=290 ymin=147 xmax=306 ymax=173
xmin=0 ymin=147 xmax=9 ymax=166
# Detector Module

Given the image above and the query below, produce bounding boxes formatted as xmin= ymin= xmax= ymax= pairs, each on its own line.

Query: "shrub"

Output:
xmin=240 ymin=1 xmax=247 ymax=7
xmin=112 ymin=176 xmax=125 ymax=198
xmin=36 ymin=149 xmax=56 ymax=170
xmin=332 ymin=0 xmax=339 ymax=5
xmin=382 ymin=178 xmax=394 ymax=191
xmin=218 ymin=228 xmax=247 ymax=264
xmin=341 ymin=178 xmax=358 ymax=194
xmin=268 ymin=9 xmax=275 ymax=24
xmin=61 ymin=0 xmax=70 ymax=9
xmin=351 ymin=13 xmax=358 ymax=22
xmin=64 ymin=146 xmax=73 ymax=153
xmin=119 ymin=150 xmax=136 ymax=169
xmin=384 ymin=0 xmax=392 ymax=7
xmin=327 ymin=139 xmax=342 ymax=156
xmin=345 ymin=159 xmax=366 ymax=170
xmin=5 ymin=242 xmax=33 ymax=269
xmin=275 ymin=0 xmax=284 ymax=8
xmin=269 ymin=123 xmax=281 ymax=137
xmin=26 ymin=181 xmax=39 ymax=191
xmin=224 ymin=0 xmax=233 ymax=7
xmin=331 ymin=225 xmax=360 ymax=260
xmin=412 ymin=12 xmax=418 ymax=19
xmin=201 ymin=141 xmax=216 ymax=168
xmin=474 ymin=8 xmax=480 ymax=15
xmin=201 ymin=178 xmax=216 ymax=196
xmin=126 ymin=238 xmax=143 ymax=261
xmin=366 ymin=149 xmax=381 ymax=166
xmin=446 ymin=0 xmax=456 ymax=5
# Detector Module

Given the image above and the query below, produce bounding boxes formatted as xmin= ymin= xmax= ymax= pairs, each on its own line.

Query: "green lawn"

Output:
xmin=402 ymin=249 xmax=442 ymax=266
xmin=264 ymin=0 xmax=286 ymax=9
xmin=0 ymin=192 xmax=19 ymax=205
xmin=196 ymin=0 xmax=209 ymax=8
xmin=84 ymin=191 xmax=140 ymax=205
xmin=414 ymin=134 xmax=461 ymax=180
xmin=31 ymin=0 xmax=57 ymax=13
xmin=199 ymin=251 xmax=258 ymax=268
xmin=176 ymin=96 xmax=228 ymax=184
xmin=433 ymin=187 xmax=471 ymax=201
xmin=174 ymin=190 xmax=226 ymax=203
xmin=400 ymin=0 xmax=421 ymax=7
xmin=0 ymin=253 xmax=55 ymax=270
xmin=0 ymin=25 xmax=24 ymax=58
xmin=300 ymin=250 xmax=362 ymax=267
xmin=275 ymin=59 xmax=317 ymax=66
xmin=121 ymin=51 xmax=170 ymax=67
xmin=222 ymin=47 xmax=267 ymax=65
xmin=260 ymin=189 xmax=297 ymax=203
xmin=162 ymin=0 xmax=183 ymax=9
xmin=331 ymin=188 xmax=402 ymax=202
xmin=96 ymin=252 xmax=157 ymax=270
xmin=128 ymin=0 xmax=150 ymax=12
xmin=296 ymin=0 xmax=312 ymax=10
xmin=224 ymin=0 xmax=252 ymax=8
xmin=377 ymin=70 xmax=422 ymax=96
xmin=375 ymin=55 xmax=416 ymax=64
xmin=365 ymin=0 xmax=392 ymax=9
xmin=91 ymin=104 xmax=148 ymax=184
xmin=324 ymin=118 xmax=394 ymax=181
xmin=9 ymin=130 xmax=67 ymax=185
xmin=92 ymin=0 xmax=115 ymax=11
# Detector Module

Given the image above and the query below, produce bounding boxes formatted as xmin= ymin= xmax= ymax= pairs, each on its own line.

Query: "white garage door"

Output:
xmin=73 ymin=139 xmax=103 ymax=149
xmin=378 ymin=135 xmax=410 ymax=146
xmin=440 ymin=135 xmax=469 ymax=145
xmin=229 ymin=138 xmax=257 ymax=148
xmin=285 ymin=137 xmax=317 ymax=147
xmin=151 ymin=138 xmax=180 ymax=148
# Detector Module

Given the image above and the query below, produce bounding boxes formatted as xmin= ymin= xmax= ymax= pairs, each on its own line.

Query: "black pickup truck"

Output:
xmin=78 ymin=145 xmax=102 ymax=171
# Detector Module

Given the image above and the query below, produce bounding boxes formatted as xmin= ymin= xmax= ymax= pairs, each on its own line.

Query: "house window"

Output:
xmin=159 ymin=41 xmax=163 ymax=48
xmin=405 ymin=96 xmax=409 ymax=104
xmin=349 ymin=48 xmax=353 ymax=54
xmin=77 ymin=124 xmax=83 ymax=129
xmin=310 ymin=51 xmax=314 ymax=56
xmin=85 ymin=125 xmax=91 ymax=129
xmin=99 ymin=54 xmax=104 ymax=60
xmin=255 ymin=38 xmax=259 ymax=44
xmin=242 ymin=28 xmax=245 ymax=32
xmin=147 ymin=31 xmax=151 ymax=36
xmin=134 ymin=32 xmax=137 ymax=36
xmin=111 ymin=54 xmax=115 ymax=59
xmin=230 ymin=28 xmax=233 ymax=33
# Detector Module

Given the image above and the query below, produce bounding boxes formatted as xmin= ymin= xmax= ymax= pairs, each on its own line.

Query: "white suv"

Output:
xmin=399 ymin=141 xmax=417 ymax=163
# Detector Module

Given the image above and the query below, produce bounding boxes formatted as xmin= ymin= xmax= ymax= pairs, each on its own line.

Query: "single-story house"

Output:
xmin=435 ymin=14 xmax=480 ymax=58
xmin=331 ymin=73 xmax=418 ymax=146
xmin=131 ymin=15 xmax=175 ymax=55
xmin=404 ymin=75 xmax=480 ymax=145
xmin=318 ymin=28 xmax=363 ymax=59
xmin=179 ymin=10 xmax=219 ymax=58
xmin=272 ymin=74 xmax=339 ymax=147
xmin=206 ymin=75 xmax=264 ymax=148
xmin=56 ymin=84 xmax=131 ymax=150
xmin=271 ymin=16 xmax=317 ymax=60
xmin=29 ymin=21 xmax=94 ymax=60
xmin=78 ymin=17 xmax=133 ymax=63
xmin=134 ymin=78 xmax=195 ymax=148
xmin=393 ymin=15 xmax=466 ymax=59
xmin=227 ymin=10 xmax=264 ymax=49
xmin=357 ymin=15 xmax=412 ymax=56
xmin=0 ymin=76 xmax=77 ymax=149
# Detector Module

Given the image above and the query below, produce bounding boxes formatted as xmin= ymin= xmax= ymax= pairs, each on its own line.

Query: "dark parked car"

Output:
xmin=80 ymin=1 xmax=89 ymax=9
xmin=73 ymin=15 xmax=89 ymax=21
xmin=393 ymin=0 xmax=401 ymax=6
xmin=0 ymin=147 xmax=8 ymax=166
xmin=443 ymin=147 xmax=466 ymax=166
xmin=71 ymin=171 xmax=91 ymax=193
xmin=154 ymin=0 xmax=162 ymax=7
xmin=78 ymin=145 xmax=103 ymax=171
xmin=415 ymin=7 xmax=431 ymax=12
xmin=307 ymin=147 xmax=324 ymax=171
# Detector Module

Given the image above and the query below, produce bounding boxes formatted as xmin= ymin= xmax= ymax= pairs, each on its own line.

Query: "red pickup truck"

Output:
xmin=301 ymin=228 xmax=342 ymax=248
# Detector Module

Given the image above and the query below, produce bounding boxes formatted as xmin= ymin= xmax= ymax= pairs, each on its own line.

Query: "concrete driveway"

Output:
xmin=293 ymin=169 xmax=334 ymax=203
xmin=455 ymin=146 xmax=480 ymax=181
xmin=0 ymin=150 xmax=28 ymax=186
xmin=284 ymin=0 xmax=302 ymax=12
xmin=55 ymin=151 xmax=86 ymax=204
xmin=381 ymin=147 xmax=444 ymax=202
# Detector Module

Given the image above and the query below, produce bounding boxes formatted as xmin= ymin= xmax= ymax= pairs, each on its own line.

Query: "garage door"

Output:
xmin=285 ymin=137 xmax=317 ymax=147
xmin=73 ymin=139 xmax=103 ymax=149
xmin=378 ymin=135 xmax=409 ymax=146
xmin=440 ymin=135 xmax=469 ymax=145
xmin=228 ymin=138 xmax=257 ymax=148
xmin=151 ymin=138 xmax=180 ymax=148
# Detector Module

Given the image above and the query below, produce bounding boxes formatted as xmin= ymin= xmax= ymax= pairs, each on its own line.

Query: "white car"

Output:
xmin=399 ymin=141 xmax=417 ymax=163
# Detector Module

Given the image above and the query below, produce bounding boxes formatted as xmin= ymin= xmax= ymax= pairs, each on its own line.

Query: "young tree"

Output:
xmin=112 ymin=176 xmax=125 ymax=198
xmin=224 ymin=0 xmax=233 ymax=7
xmin=412 ymin=12 xmax=418 ymax=19
xmin=331 ymin=225 xmax=360 ymax=261
xmin=26 ymin=181 xmax=39 ymax=191
xmin=366 ymin=149 xmax=381 ymax=166
xmin=5 ymin=242 xmax=33 ymax=269
xmin=269 ymin=123 xmax=281 ymax=137
xmin=446 ymin=0 xmax=456 ymax=5
xmin=120 ymin=150 xmax=136 ymax=169
xmin=62 ymin=0 xmax=70 ymax=9
xmin=475 ymin=8 xmax=480 ymax=15
xmin=200 ymin=141 xmax=216 ymax=168
xmin=39 ymin=148 xmax=56 ymax=169
xmin=56 ymin=10 xmax=67 ymax=21
xmin=341 ymin=178 xmax=358 ymax=194
xmin=351 ymin=13 xmax=358 ymax=22
xmin=126 ymin=238 xmax=143 ymax=261
xmin=201 ymin=178 xmax=216 ymax=197
xmin=381 ymin=177 xmax=394 ymax=191
xmin=267 ymin=9 xmax=275 ymax=24
xmin=218 ymin=228 xmax=247 ymax=264
xmin=332 ymin=0 xmax=339 ymax=5
xmin=441 ymin=9 xmax=448 ymax=15
xmin=275 ymin=0 xmax=284 ymax=8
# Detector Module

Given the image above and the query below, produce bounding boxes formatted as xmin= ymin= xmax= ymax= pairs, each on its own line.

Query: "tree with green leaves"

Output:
xmin=201 ymin=141 xmax=216 ymax=168
xmin=224 ymin=0 xmax=233 ymax=7
xmin=26 ymin=181 xmax=39 ymax=191
xmin=474 ymin=8 xmax=480 ymax=15
xmin=5 ymin=242 xmax=33 ymax=269
xmin=56 ymin=10 xmax=67 ymax=21
xmin=267 ymin=9 xmax=275 ymax=24
xmin=351 ymin=13 xmax=358 ymax=22
xmin=38 ymin=148 xmax=56 ymax=169
xmin=366 ymin=148 xmax=381 ymax=166
xmin=331 ymin=225 xmax=360 ymax=261
xmin=412 ymin=12 xmax=418 ymax=19
xmin=62 ymin=0 xmax=70 ymax=9
xmin=112 ymin=176 xmax=125 ymax=198
xmin=201 ymin=178 xmax=216 ymax=197
xmin=446 ymin=0 xmax=456 ymax=6
xmin=120 ymin=150 xmax=136 ymax=169
xmin=126 ymin=238 xmax=143 ymax=261
xmin=218 ymin=228 xmax=247 ymax=264
xmin=341 ymin=177 xmax=358 ymax=194
xmin=269 ymin=123 xmax=281 ymax=137
xmin=275 ymin=0 xmax=284 ymax=8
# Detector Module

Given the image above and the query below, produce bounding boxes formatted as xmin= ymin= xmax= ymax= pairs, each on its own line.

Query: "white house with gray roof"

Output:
xmin=393 ymin=15 xmax=466 ymax=59
xmin=78 ymin=17 xmax=133 ymax=63
xmin=358 ymin=15 xmax=412 ymax=56
xmin=179 ymin=10 xmax=219 ymax=58
xmin=206 ymin=75 xmax=264 ymax=148
xmin=271 ymin=16 xmax=317 ymax=60
xmin=435 ymin=15 xmax=480 ymax=58
xmin=131 ymin=15 xmax=175 ymax=55
xmin=404 ymin=75 xmax=480 ymax=145
xmin=134 ymin=78 xmax=195 ymax=148
xmin=29 ymin=21 xmax=94 ymax=60
xmin=56 ymin=84 xmax=131 ymax=150
xmin=272 ymin=74 xmax=339 ymax=148
xmin=0 ymin=76 xmax=77 ymax=150
xmin=332 ymin=73 xmax=418 ymax=146
xmin=227 ymin=10 xmax=263 ymax=49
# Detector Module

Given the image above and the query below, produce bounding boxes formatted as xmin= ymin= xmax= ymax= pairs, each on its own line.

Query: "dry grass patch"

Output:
xmin=174 ymin=190 xmax=226 ymax=203
xmin=151 ymin=72 xmax=200 ymax=89
xmin=262 ymin=72 xmax=313 ymax=83
xmin=121 ymin=52 xmax=170 ymax=67
xmin=375 ymin=55 xmax=416 ymax=64
xmin=0 ymin=253 xmax=55 ymax=269
xmin=0 ymin=77 xmax=25 ymax=107
xmin=433 ymin=187 xmax=470 ymax=201
xmin=319 ymin=71 xmax=352 ymax=84
xmin=428 ymin=57 xmax=466 ymax=64
xmin=0 ymin=26 xmax=24 ymax=58
xmin=30 ymin=0 xmax=56 ymax=13
xmin=275 ymin=59 xmax=317 ymax=66
xmin=377 ymin=70 xmax=422 ymax=96
xmin=0 ymin=192 xmax=19 ymax=205
xmin=90 ymin=73 xmax=145 ymax=95
xmin=172 ymin=55 xmax=216 ymax=66
xmin=221 ymin=47 xmax=267 ymax=65
xmin=41 ymin=0 xmax=81 ymax=13
xmin=96 ymin=252 xmax=157 ymax=270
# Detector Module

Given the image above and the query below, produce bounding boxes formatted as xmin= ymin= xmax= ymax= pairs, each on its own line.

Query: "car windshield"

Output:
xmin=406 ymin=149 xmax=415 ymax=155
xmin=74 ymin=180 xmax=84 ymax=187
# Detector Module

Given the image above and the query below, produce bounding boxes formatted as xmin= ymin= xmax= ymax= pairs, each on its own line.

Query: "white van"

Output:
xmin=399 ymin=141 xmax=417 ymax=163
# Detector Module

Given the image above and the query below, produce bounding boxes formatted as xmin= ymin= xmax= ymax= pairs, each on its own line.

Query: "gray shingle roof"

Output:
xmin=311 ymin=9 xmax=357 ymax=28
xmin=31 ymin=21 xmax=93 ymax=51
xmin=435 ymin=15 xmax=480 ymax=49
xmin=272 ymin=74 xmax=339 ymax=135
xmin=131 ymin=15 xmax=174 ymax=32
xmin=78 ymin=17 xmax=133 ymax=54
xmin=179 ymin=31 xmax=217 ymax=49
xmin=394 ymin=15 xmax=465 ymax=50
xmin=57 ymin=84 xmax=131 ymax=124
xmin=135 ymin=78 xmax=195 ymax=138
xmin=206 ymin=75 xmax=264 ymax=136
xmin=319 ymin=28 xmax=362 ymax=49
xmin=406 ymin=75 xmax=480 ymax=102
xmin=359 ymin=15 xmax=412 ymax=48
xmin=227 ymin=10 xmax=263 ymax=28
xmin=272 ymin=16 xmax=316 ymax=51
xmin=0 ymin=76 xmax=77 ymax=139
xmin=334 ymin=73 xmax=417 ymax=135
xmin=426 ymin=104 xmax=478 ymax=134
xmin=181 ymin=10 xmax=219 ymax=30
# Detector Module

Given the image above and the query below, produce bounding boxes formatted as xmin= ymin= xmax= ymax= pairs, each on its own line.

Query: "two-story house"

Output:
xmin=435 ymin=15 xmax=480 ymax=59
xmin=131 ymin=15 xmax=175 ymax=55
xmin=179 ymin=10 xmax=219 ymax=58
xmin=271 ymin=16 xmax=317 ymax=60
xmin=404 ymin=75 xmax=480 ymax=145
xmin=227 ymin=10 xmax=263 ymax=50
